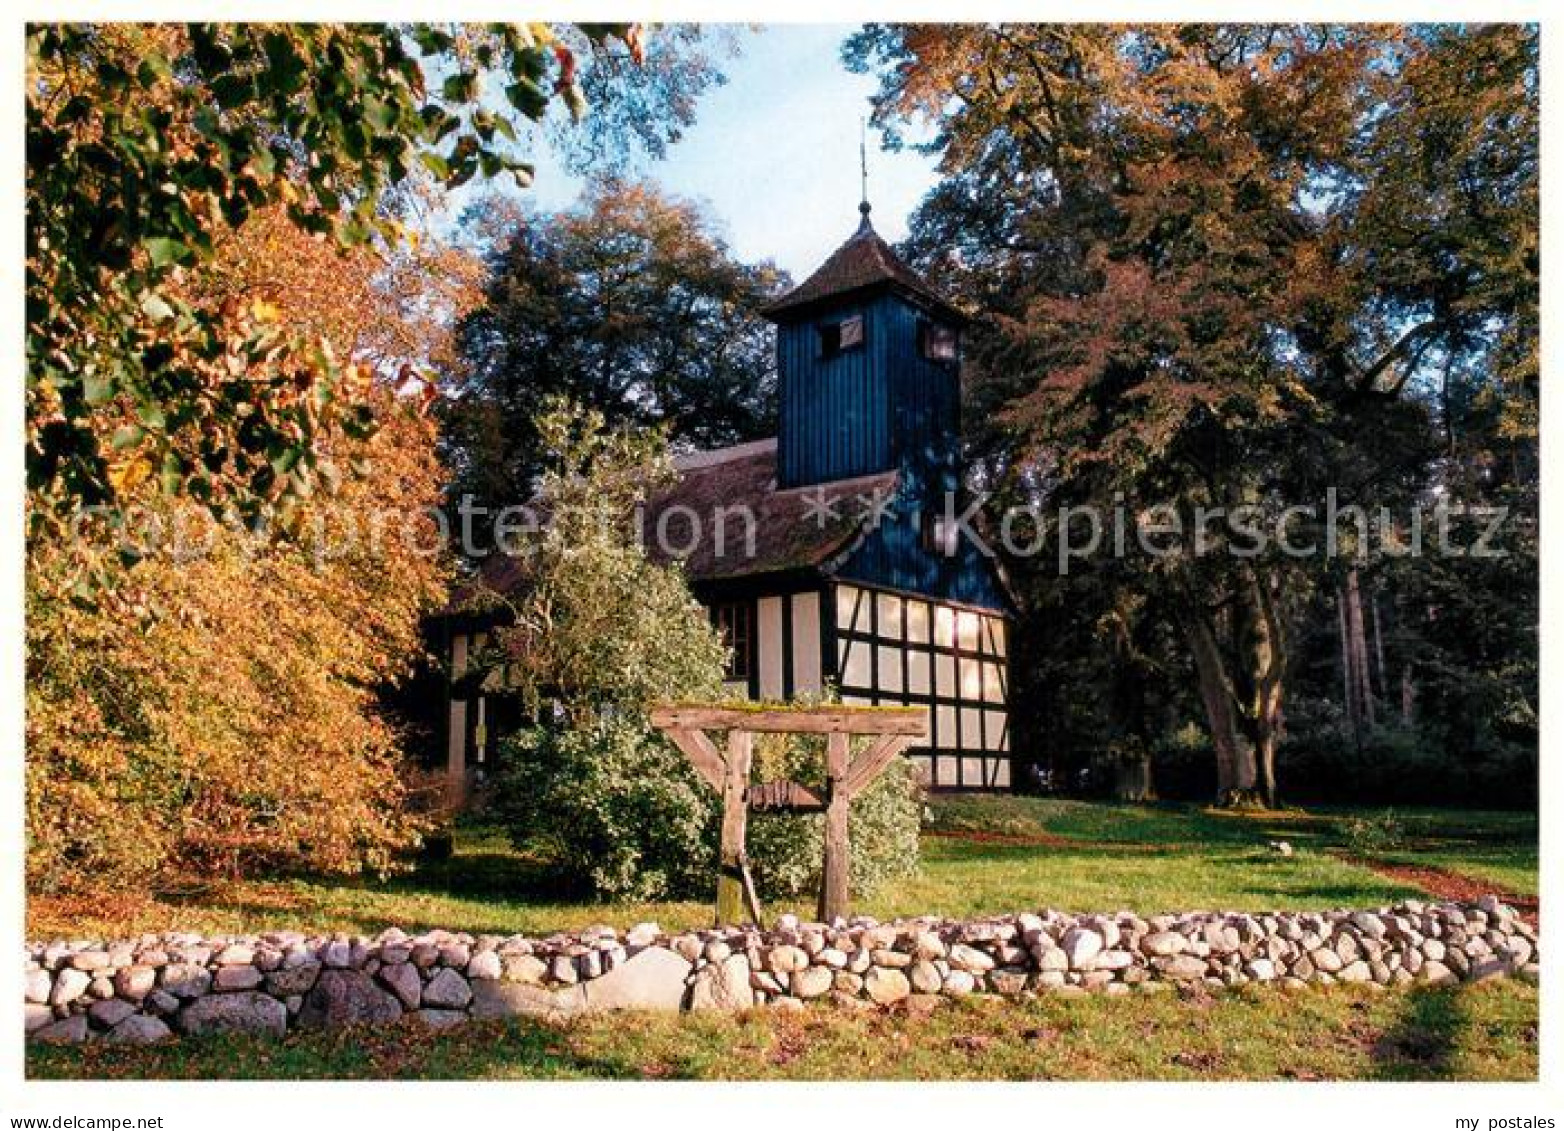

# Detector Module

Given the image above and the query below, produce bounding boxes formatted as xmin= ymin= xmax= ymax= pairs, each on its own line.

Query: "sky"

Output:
xmin=466 ymin=25 xmax=942 ymax=283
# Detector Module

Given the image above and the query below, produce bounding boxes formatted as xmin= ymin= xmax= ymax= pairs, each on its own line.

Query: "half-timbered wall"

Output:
xmin=831 ymin=581 xmax=1010 ymax=789
xmin=749 ymin=591 xmax=823 ymax=701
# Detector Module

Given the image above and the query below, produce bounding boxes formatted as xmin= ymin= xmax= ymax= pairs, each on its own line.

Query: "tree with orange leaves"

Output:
xmin=849 ymin=24 xmax=1536 ymax=806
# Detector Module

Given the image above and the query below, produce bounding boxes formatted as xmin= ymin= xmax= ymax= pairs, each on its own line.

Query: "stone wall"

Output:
xmin=25 ymin=897 xmax=1538 ymax=1045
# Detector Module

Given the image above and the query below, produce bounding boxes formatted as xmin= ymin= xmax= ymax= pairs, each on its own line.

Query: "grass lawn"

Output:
xmin=27 ymin=981 xmax=1537 ymax=1081
xmin=25 ymin=795 xmax=1538 ymax=1082
xmin=27 ymin=796 xmax=1537 ymax=941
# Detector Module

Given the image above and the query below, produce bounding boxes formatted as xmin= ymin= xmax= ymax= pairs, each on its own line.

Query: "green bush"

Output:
xmin=1340 ymin=809 xmax=1408 ymax=856
xmin=495 ymin=716 xmax=718 ymax=901
xmin=495 ymin=718 xmax=925 ymax=905
xmin=745 ymin=730 xmax=924 ymax=902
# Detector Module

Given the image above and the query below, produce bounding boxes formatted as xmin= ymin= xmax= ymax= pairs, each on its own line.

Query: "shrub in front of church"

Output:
xmin=495 ymin=717 xmax=719 ymax=901
xmin=485 ymin=401 xmax=734 ymax=900
xmin=745 ymin=732 xmax=924 ymax=902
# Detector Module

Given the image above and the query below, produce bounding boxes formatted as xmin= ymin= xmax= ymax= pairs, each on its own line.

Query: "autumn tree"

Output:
xmin=850 ymin=24 xmax=1537 ymax=805
xmin=23 ymin=162 xmax=482 ymax=891
xmin=25 ymin=22 xmax=686 ymax=538
xmin=445 ymin=179 xmax=784 ymax=520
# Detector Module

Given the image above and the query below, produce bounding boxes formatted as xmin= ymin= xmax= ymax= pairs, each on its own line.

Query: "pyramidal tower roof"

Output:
xmin=760 ymin=205 xmax=967 ymax=324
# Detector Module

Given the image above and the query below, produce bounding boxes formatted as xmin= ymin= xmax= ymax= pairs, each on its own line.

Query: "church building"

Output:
xmin=443 ymin=200 xmax=1015 ymax=795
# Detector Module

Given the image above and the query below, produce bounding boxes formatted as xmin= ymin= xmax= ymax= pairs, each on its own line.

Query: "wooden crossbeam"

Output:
xmin=841 ymin=733 xmax=919 ymax=797
xmin=660 ymin=727 xmax=726 ymax=792
xmin=650 ymin=705 xmax=925 ymax=736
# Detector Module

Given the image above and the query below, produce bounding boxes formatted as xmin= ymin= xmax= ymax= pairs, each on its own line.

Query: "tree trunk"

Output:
xmin=1237 ymin=568 xmax=1286 ymax=809
xmin=1370 ymin=589 xmax=1388 ymax=704
xmin=1113 ymin=749 xmax=1155 ymax=802
xmin=1345 ymin=568 xmax=1376 ymax=729
xmin=1338 ymin=586 xmax=1359 ymax=743
xmin=1401 ymin=663 xmax=1415 ymax=725
xmin=1182 ymin=608 xmax=1258 ymax=806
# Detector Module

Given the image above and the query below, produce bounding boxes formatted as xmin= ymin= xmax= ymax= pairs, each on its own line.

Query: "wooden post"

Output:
xmin=716 ymin=729 xmax=754 ymax=926
xmin=818 ymin=731 xmax=851 ymax=923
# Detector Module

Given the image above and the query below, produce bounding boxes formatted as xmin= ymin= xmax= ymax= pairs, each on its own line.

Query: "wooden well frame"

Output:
xmin=649 ymin=704 xmax=927 ymax=925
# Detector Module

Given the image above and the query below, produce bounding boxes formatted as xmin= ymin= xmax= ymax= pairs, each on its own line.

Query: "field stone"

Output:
xmin=88 ymin=997 xmax=137 ymax=1029
xmin=1062 ymin=928 xmax=1104 ymax=970
xmin=423 ymin=968 xmax=473 ymax=1010
xmin=790 ymin=965 xmax=833 ymax=1000
xmin=214 ymin=965 xmax=263 ymax=991
xmin=498 ymin=954 xmax=545 ymax=985
xmin=626 ymin=922 xmax=660 ymax=948
xmin=767 ymin=946 xmax=809 ymax=975
xmin=578 ymin=946 xmax=691 ymax=1012
xmin=50 ymin=968 xmax=91 ymax=1006
xmin=24 ymin=969 xmax=51 ymax=1004
xmin=947 ymin=944 xmax=994 ymax=973
xmin=33 ymin=1015 xmax=89 ymax=1044
xmin=265 ymin=962 xmax=320 ymax=997
xmin=470 ymin=979 xmax=585 ymax=1021
xmin=864 ymin=966 xmax=911 ymax=1005
xmin=466 ymin=951 xmax=502 ymax=982
xmin=114 ymin=966 xmax=157 ymax=1000
xmin=942 ymin=969 xmax=977 ymax=996
xmin=1142 ymin=931 xmax=1187 ymax=957
xmin=144 ymin=990 xmax=179 ymax=1016
xmin=689 ymin=954 xmax=754 ymax=1011
xmin=379 ymin=962 xmax=422 ymax=1010
xmin=910 ymin=960 xmax=943 ymax=995
xmin=179 ymin=992 xmax=287 ymax=1039
xmin=1157 ymin=955 xmax=1209 ymax=981
xmin=25 ymin=1003 xmax=53 ymax=1033
xmin=1311 ymin=948 xmax=1344 ymax=974
xmin=298 ymin=969 xmax=402 ymax=1029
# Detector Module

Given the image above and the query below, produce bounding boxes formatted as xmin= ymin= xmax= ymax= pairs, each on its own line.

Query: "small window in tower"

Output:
xmin=920 ymin=321 xmax=959 ymax=362
xmin=818 ymin=315 xmax=864 ymax=359
xmin=712 ymin=601 xmax=754 ymax=682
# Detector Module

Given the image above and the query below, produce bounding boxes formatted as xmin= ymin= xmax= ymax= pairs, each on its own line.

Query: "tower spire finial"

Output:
xmin=858 ymin=117 xmax=872 ymax=230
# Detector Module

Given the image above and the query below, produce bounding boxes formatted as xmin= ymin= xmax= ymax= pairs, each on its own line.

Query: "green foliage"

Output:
xmin=481 ymin=406 xmax=922 ymax=902
xmin=851 ymin=24 xmax=1537 ymax=805
xmin=446 ymin=179 xmax=783 ymax=513
xmin=483 ymin=399 xmax=730 ymax=718
xmin=25 ymin=22 xmax=641 ymax=532
xmin=1340 ymin=810 xmax=1409 ymax=858
xmin=746 ymin=731 xmax=924 ymax=901
xmin=495 ymin=717 xmax=717 ymax=902
xmin=484 ymin=400 xmax=727 ymax=899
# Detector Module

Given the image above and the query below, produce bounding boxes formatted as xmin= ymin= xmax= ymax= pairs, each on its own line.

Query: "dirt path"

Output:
xmin=1337 ymin=853 xmax=1539 ymax=927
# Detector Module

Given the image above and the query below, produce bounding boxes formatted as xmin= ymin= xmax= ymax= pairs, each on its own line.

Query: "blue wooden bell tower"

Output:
xmin=764 ymin=199 xmax=966 ymax=493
